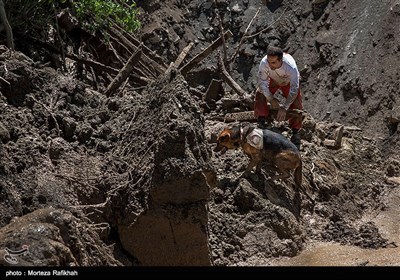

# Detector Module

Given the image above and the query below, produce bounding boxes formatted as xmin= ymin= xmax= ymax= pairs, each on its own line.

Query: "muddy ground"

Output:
xmin=0 ymin=0 xmax=399 ymax=266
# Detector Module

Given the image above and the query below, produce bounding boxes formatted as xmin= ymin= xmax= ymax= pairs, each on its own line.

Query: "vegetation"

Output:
xmin=72 ymin=0 xmax=140 ymax=32
xmin=5 ymin=0 xmax=140 ymax=36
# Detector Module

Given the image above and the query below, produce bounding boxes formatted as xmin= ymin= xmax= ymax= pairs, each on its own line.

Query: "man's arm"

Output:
xmin=282 ymin=66 xmax=300 ymax=110
xmin=258 ymin=58 xmax=273 ymax=101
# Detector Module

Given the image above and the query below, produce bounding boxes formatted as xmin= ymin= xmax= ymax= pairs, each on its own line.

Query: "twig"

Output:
xmin=54 ymin=173 xmax=99 ymax=191
xmin=107 ymin=176 xmax=142 ymax=195
xmin=117 ymin=77 xmax=130 ymax=96
xmin=229 ymin=7 xmax=261 ymax=64
xmin=72 ymin=196 xmax=110 ymax=209
xmin=108 ymin=41 xmax=124 ymax=65
xmin=217 ymin=51 xmax=247 ymax=96
xmin=214 ymin=0 xmax=227 ymax=64
xmin=125 ymin=111 xmax=137 ymax=133
xmin=310 ymin=162 xmax=315 ymax=174
xmin=30 ymin=95 xmax=60 ymax=136
xmin=66 ymin=52 xmax=120 ymax=75
xmin=90 ymin=67 xmax=99 ymax=90
xmin=0 ymin=75 xmax=9 ymax=85
xmin=138 ymin=61 xmax=157 ymax=79
xmin=244 ymin=7 xmax=288 ymax=40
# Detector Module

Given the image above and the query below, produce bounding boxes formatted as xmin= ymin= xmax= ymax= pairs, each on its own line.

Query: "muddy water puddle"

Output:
xmin=270 ymin=187 xmax=400 ymax=266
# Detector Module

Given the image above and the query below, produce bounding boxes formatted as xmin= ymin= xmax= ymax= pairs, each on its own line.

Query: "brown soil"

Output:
xmin=0 ymin=0 xmax=399 ymax=266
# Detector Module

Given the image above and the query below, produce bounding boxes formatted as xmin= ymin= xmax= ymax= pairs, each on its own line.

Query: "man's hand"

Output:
xmin=270 ymin=98 xmax=280 ymax=110
xmin=276 ymin=108 xmax=287 ymax=122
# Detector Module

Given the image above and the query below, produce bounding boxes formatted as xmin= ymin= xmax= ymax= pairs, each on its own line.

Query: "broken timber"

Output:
xmin=217 ymin=52 xmax=247 ymax=96
xmin=172 ymin=42 xmax=194 ymax=69
xmin=208 ymin=109 xmax=304 ymax=123
xmin=108 ymin=26 xmax=166 ymax=75
xmin=105 ymin=46 xmax=142 ymax=97
xmin=166 ymin=42 xmax=195 ymax=73
xmin=180 ymin=30 xmax=233 ymax=75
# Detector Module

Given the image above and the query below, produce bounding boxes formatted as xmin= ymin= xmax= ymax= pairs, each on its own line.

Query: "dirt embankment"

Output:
xmin=0 ymin=53 xmax=213 ymax=266
xmin=0 ymin=0 xmax=400 ymax=266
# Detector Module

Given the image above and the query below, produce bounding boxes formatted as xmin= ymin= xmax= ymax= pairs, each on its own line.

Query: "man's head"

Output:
xmin=267 ymin=46 xmax=283 ymax=70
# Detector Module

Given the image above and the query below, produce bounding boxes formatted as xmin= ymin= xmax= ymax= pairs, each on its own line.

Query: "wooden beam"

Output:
xmin=207 ymin=109 xmax=304 ymax=123
xmin=108 ymin=27 xmax=166 ymax=74
xmin=173 ymin=42 xmax=194 ymax=69
xmin=218 ymin=53 xmax=247 ymax=96
xmin=180 ymin=30 xmax=233 ymax=75
xmin=105 ymin=47 xmax=142 ymax=97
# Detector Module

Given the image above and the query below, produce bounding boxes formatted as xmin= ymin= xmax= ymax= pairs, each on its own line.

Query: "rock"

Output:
xmin=48 ymin=137 xmax=68 ymax=161
xmin=233 ymin=179 xmax=263 ymax=211
xmin=300 ymin=112 xmax=316 ymax=142
xmin=385 ymin=176 xmax=400 ymax=185
xmin=0 ymin=208 xmax=120 ymax=266
xmin=0 ymin=121 xmax=10 ymax=143
xmin=389 ymin=105 xmax=400 ymax=123
xmin=76 ymin=123 xmax=93 ymax=143
xmin=333 ymin=125 xmax=344 ymax=144
xmin=62 ymin=117 xmax=76 ymax=139
xmin=323 ymin=125 xmax=343 ymax=149
xmin=204 ymin=79 xmax=222 ymax=105
xmin=323 ymin=139 xmax=336 ymax=147
xmin=231 ymin=4 xmax=243 ymax=13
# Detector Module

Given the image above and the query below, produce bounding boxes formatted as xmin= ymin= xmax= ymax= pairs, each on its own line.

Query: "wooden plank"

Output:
xmin=105 ymin=47 xmax=142 ymax=97
xmin=207 ymin=109 xmax=304 ymax=123
xmin=173 ymin=42 xmax=194 ymax=68
xmin=180 ymin=30 xmax=233 ymax=75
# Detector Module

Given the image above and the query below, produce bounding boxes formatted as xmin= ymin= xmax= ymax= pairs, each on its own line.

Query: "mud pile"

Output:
xmin=1 ymin=0 xmax=400 ymax=266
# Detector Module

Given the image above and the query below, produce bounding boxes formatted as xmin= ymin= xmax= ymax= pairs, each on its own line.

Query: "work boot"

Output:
xmin=258 ymin=117 xmax=266 ymax=129
xmin=291 ymin=128 xmax=301 ymax=151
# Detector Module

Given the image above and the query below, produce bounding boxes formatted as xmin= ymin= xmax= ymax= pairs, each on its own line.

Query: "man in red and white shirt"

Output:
xmin=255 ymin=45 xmax=303 ymax=150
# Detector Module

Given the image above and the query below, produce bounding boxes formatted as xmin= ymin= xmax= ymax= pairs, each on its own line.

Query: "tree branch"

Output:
xmin=0 ymin=0 xmax=14 ymax=50
xmin=229 ymin=7 xmax=261 ymax=64
xmin=217 ymin=52 xmax=247 ymax=96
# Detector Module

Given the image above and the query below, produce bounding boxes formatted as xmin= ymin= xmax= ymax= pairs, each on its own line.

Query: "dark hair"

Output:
xmin=267 ymin=46 xmax=283 ymax=60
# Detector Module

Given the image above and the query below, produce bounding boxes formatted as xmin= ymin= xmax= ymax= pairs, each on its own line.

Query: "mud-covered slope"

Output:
xmin=137 ymin=0 xmax=400 ymax=138
xmin=1 ymin=0 xmax=400 ymax=267
xmin=136 ymin=0 xmax=400 ymax=265
xmin=105 ymin=71 xmax=214 ymax=266
xmin=205 ymin=116 xmax=399 ymax=265
xmin=288 ymin=0 xmax=400 ymax=138
xmin=0 ymin=52 xmax=214 ymax=266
